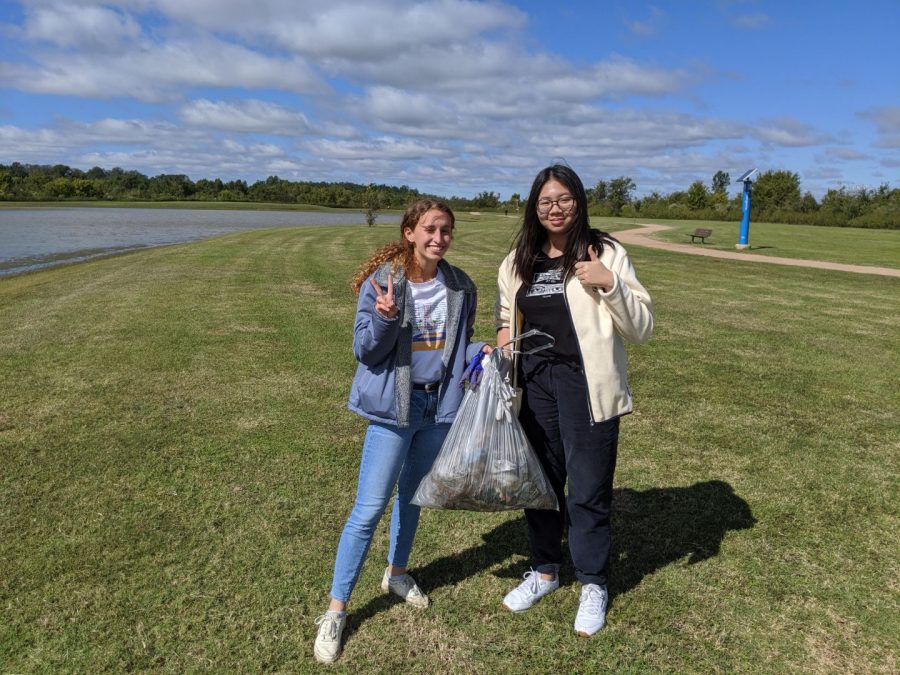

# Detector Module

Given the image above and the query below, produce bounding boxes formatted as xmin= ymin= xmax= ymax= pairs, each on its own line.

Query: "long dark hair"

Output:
xmin=512 ymin=164 xmax=616 ymax=285
xmin=350 ymin=198 xmax=455 ymax=293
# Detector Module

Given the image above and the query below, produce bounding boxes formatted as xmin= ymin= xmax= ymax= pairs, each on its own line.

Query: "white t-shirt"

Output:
xmin=408 ymin=271 xmax=448 ymax=384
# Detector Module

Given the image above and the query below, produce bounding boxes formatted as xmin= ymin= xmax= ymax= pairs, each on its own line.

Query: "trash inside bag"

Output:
xmin=412 ymin=351 xmax=558 ymax=511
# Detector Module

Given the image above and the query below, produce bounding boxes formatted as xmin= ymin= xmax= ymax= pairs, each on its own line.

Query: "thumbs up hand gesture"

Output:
xmin=573 ymin=246 xmax=614 ymax=292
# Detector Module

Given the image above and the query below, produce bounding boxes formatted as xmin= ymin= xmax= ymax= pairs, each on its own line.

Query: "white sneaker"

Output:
xmin=501 ymin=569 xmax=559 ymax=612
xmin=381 ymin=568 xmax=429 ymax=608
xmin=313 ymin=610 xmax=346 ymax=664
xmin=574 ymin=584 xmax=608 ymax=636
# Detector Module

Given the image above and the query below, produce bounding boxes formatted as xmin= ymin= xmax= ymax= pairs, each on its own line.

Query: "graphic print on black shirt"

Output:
xmin=516 ymin=254 xmax=579 ymax=359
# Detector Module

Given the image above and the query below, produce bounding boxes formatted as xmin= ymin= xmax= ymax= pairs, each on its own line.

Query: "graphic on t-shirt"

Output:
xmin=412 ymin=298 xmax=447 ymax=352
xmin=526 ymin=268 xmax=564 ymax=297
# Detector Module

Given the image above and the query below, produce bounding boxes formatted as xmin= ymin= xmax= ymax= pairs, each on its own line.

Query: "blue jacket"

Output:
xmin=348 ymin=259 xmax=486 ymax=427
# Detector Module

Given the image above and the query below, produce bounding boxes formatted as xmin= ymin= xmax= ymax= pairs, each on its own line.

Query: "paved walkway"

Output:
xmin=615 ymin=223 xmax=900 ymax=278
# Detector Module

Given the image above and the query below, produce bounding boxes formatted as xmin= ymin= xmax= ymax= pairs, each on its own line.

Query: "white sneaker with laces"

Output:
xmin=501 ymin=569 xmax=559 ymax=612
xmin=381 ymin=568 xmax=430 ymax=608
xmin=313 ymin=610 xmax=347 ymax=663
xmin=574 ymin=583 xmax=608 ymax=636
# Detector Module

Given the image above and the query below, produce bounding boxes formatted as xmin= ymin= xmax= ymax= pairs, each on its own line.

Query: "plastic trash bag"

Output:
xmin=412 ymin=350 xmax=558 ymax=512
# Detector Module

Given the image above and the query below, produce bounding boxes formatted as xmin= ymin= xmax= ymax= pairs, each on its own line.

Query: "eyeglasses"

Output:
xmin=536 ymin=195 xmax=575 ymax=214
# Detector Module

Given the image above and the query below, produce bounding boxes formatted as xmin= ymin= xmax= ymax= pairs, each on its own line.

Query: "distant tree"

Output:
xmin=687 ymin=180 xmax=710 ymax=210
xmin=607 ymin=176 xmax=636 ymax=215
xmin=149 ymin=173 xmax=194 ymax=200
xmin=50 ymin=164 xmax=74 ymax=178
xmin=106 ymin=168 xmax=149 ymax=199
xmin=508 ymin=192 xmax=521 ymax=211
xmin=364 ymin=183 xmax=382 ymax=226
xmin=473 ymin=190 xmax=500 ymax=209
xmin=798 ymin=192 xmax=819 ymax=213
xmin=820 ymin=187 xmax=863 ymax=221
xmin=668 ymin=190 xmax=688 ymax=206
xmin=45 ymin=177 xmax=74 ymax=199
xmin=250 ymin=175 xmax=292 ymax=203
xmin=1 ymin=160 xmax=894 ymax=228
xmin=223 ymin=179 xmax=248 ymax=198
xmin=195 ymin=178 xmax=223 ymax=200
xmin=635 ymin=191 xmax=666 ymax=217
xmin=85 ymin=166 xmax=108 ymax=180
xmin=590 ymin=179 xmax=608 ymax=204
xmin=0 ymin=168 xmax=12 ymax=199
xmin=71 ymin=178 xmax=100 ymax=199
xmin=752 ymin=170 xmax=801 ymax=213
xmin=710 ymin=189 xmax=730 ymax=214
xmin=7 ymin=162 xmax=28 ymax=179
xmin=711 ymin=170 xmax=730 ymax=195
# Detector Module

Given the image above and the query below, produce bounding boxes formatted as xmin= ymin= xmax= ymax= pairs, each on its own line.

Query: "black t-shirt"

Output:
xmin=515 ymin=253 xmax=580 ymax=360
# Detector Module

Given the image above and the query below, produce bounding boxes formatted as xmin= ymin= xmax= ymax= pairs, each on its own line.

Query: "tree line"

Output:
xmin=1 ymin=163 xmax=896 ymax=228
xmin=586 ymin=170 xmax=898 ymax=229
xmin=0 ymin=163 xmax=508 ymax=214
xmin=0 ymin=163 xmax=431 ymax=210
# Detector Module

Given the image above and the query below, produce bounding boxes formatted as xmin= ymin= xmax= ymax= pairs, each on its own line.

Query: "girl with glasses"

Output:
xmin=495 ymin=164 xmax=654 ymax=636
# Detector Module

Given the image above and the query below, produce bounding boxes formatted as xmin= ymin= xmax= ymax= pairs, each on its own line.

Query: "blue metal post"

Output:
xmin=737 ymin=180 xmax=752 ymax=248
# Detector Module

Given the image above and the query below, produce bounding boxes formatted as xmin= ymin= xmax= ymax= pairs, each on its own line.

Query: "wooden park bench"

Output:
xmin=689 ymin=227 xmax=713 ymax=244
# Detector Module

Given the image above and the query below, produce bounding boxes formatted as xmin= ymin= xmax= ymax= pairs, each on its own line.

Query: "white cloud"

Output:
xmin=0 ymin=124 xmax=74 ymax=159
xmin=6 ymin=44 xmax=322 ymax=102
xmin=803 ymin=166 xmax=844 ymax=180
xmin=266 ymin=158 xmax=306 ymax=173
xmin=511 ymin=107 xmax=747 ymax=156
xmin=253 ymin=143 xmax=285 ymax=157
xmin=0 ymin=117 xmax=200 ymax=149
xmin=822 ymin=147 xmax=870 ymax=161
xmin=344 ymin=44 xmax=693 ymax=103
xmin=0 ymin=99 xmax=759 ymax=198
xmin=180 ymin=99 xmax=315 ymax=135
xmin=81 ymin=0 xmax=525 ymax=63
xmin=362 ymin=87 xmax=460 ymax=129
xmin=24 ymin=4 xmax=141 ymax=49
xmin=1 ymin=1 xmax=890 ymax=197
xmin=267 ymin=0 xmax=525 ymax=60
xmin=578 ymin=56 xmax=691 ymax=99
xmin=1 ymin=10 xmax=325 ymax=102
xmin=754 ymin=118 xmax=831 ymax=147
xmin=181 ymin=99 xmax=358 ymax=138
xmin=624 ymin=6 xmax=666 ymax=37
xmin=859 ymin=106 xmax=900 ymax=148
xmin=302 ymin=137 xmax=456 ymax=161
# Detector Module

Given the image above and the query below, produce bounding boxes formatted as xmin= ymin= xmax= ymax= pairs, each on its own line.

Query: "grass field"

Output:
xmin=1 ymin=215 xmax=898 ymax=673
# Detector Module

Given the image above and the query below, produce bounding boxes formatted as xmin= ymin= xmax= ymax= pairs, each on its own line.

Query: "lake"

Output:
xmin=0 ymin=207 xmax=399 ymax=277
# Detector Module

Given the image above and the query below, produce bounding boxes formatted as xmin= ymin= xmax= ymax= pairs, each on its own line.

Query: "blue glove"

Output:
xmin=460 ymin=351 xmax=486 ymax=390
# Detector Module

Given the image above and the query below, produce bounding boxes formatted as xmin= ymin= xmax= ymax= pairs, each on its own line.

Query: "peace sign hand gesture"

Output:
xmin=573 ymin=246 xmax=614 ymax=292
xmin=370 ymin=274 xmax=398 ymax=319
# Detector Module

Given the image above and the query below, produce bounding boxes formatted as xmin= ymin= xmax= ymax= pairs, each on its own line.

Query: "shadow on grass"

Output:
xmin=347 ymin=480 xmax=754 ymax=631
xmin=608 ymin=480 xmax=756 ymax=600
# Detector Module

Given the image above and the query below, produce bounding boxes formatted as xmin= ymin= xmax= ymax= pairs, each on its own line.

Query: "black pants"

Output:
xmin=519 ymin=355 xmax=620 ymax=586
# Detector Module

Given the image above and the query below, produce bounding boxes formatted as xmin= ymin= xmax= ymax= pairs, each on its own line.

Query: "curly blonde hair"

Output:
xmin=350 ymin=198 xmax=455 ymax=294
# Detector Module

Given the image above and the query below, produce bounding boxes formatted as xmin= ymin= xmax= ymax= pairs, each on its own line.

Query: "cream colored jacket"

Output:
xmin=495 ymin=241 xmax=654 ymax=423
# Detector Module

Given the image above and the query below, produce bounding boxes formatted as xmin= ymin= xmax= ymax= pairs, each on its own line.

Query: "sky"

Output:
xmin=1 ymin=0 xmax=898 ymax=200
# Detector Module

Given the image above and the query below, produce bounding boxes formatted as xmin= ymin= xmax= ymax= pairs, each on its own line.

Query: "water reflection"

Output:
xmin=0 ymin=207 xmax=397 ymax=276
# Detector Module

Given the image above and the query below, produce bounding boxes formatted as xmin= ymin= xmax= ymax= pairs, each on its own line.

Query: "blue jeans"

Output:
xmin=330 ymin=390 xmax=449 ymax=603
